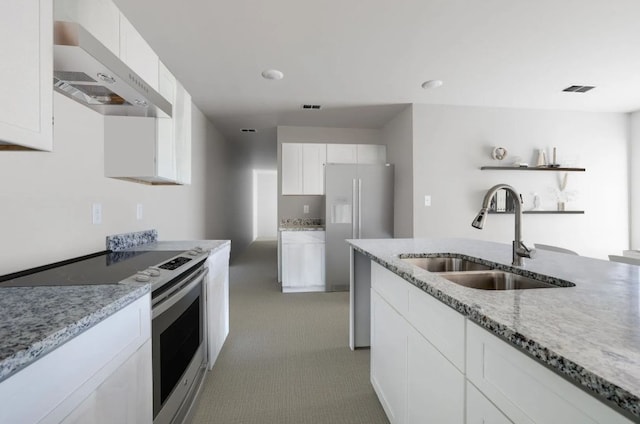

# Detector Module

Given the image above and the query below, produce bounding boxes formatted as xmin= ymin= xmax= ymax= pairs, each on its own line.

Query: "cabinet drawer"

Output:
xmin=466 ymin=322 xmax=632 ymax=424
xmin=371 ymin=262 xmax=408 ymax=316
xmin=406 ymin=283 xmax=465 ymax=372
xmin=281 ymin=230 xmax=325 ymax=244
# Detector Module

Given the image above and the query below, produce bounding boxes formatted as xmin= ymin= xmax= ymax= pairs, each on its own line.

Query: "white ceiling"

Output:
xmin=114 ymin=0 xmax=640 ymax=143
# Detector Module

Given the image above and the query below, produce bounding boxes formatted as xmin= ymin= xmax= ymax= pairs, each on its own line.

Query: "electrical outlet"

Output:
xmin=136 ymin=203 xmax=143 ymax=220
xmin=303 ymin=205 xmax=309 ymax=214
xmin=424 ymin=195 xmax=432 ymax=207
xmin=92 ymin=203 xmax=102 ymax=224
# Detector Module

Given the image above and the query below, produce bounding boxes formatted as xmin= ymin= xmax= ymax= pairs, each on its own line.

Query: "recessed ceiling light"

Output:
xmin=261 ymin=69 xmax=284 ymax=80
xmin=301 ymin=104 xmax=322 ymax=110
xmin=562 ymin=85 xmax=596 ymax=93
xmin=421 ymin=79 xmax=443 ymax=89
xmin=240 ymin=128 xmax=257 ymax=133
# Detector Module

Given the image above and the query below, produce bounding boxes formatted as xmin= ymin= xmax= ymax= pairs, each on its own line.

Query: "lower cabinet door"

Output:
xmin=406 ymin=324 xmax=464 ymax=424
xmin=61 ymin=340 xmax=152 ymax=424
xmin=282 ymin=241 xmax=325 ymax=291
xmin=371 ymin=290 xmax=407 ymax=424
xmin=467 ymin=382 xmax=513 ymax=424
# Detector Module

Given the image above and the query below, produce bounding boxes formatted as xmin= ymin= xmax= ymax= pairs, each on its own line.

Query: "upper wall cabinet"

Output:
xmin=54 ymin=0 xmax=120 ymax=56
xmin=119 ymin=13 xmax=159 ymax=90
xmin=174 ymin=80 xmax=192 ymax=185
xmin=326 ymin=144 xmax=387 ymax=164
xmin=282 ymin=143 xmax=327 ymax=195
xmin=0 ymin=0 xmax=53 ymax=151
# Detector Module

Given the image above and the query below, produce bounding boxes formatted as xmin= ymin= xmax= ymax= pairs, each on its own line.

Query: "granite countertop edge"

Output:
xmin=0 ymin=284 xmax=149 ymax=383
xmin=349 ymin=241 xmax=640 ymax=420
xmin=279 ymin=225 xmax=325 ymax=231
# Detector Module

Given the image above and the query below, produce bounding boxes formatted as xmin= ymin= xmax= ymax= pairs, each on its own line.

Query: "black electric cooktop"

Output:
xmin=0 ymin=250 xmax=186 ymax=287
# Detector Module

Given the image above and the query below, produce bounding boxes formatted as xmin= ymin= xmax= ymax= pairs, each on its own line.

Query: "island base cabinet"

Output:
xmin=467 ymin=382 xmax=513 ymax=424
xmin=207 ymin=244 xmax=231 ymax=369
xmin=407 ymin=324 xmax=464 ymax=424
xmin=371 ymin=290 xmax=407 ymax=424
xmin=60 ymin=340 xmax=152 ymax=424
xmin=466 ymin=322 xmax=633 ymax=424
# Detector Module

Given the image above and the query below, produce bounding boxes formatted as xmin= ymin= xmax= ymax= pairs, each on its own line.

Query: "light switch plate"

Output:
xmin=92 ymin=203 xmax=102 ymax=224
xmin=136 ymin=203 xmax=143 ymax=220
xmin=424 ymin=195 xmax=431 ymax=207
xmin=303 ymin=205 xmax=309 ymax=214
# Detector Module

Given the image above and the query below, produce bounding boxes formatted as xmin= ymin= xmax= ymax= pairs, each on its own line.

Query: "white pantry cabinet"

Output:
xmin=281 ymin=231 xmax=325 ymax=292
xmin=206 ymin=244 xmax=230 ymax=368
xmin=0 ymin=295 xmax=152 ymax=424
xmin=281 ymin=143 xmax=326 ymax=195
xmin=0 ymin=0 xmax=53 ymax=151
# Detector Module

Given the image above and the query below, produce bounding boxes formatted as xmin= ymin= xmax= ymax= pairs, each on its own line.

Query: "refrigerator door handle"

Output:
xmin=352 ymin=178 xmax=357 ymax=238
xmin=358 ymin=178 xmax=362 ymax=238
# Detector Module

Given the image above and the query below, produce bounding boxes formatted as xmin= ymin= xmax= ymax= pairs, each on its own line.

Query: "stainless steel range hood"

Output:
xmin=53 ymin=21 xmax=171 ymax=118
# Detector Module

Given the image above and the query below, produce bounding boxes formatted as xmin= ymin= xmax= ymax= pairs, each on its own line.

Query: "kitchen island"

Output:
xmin=348 ymin=238 xmax=640 ymax=423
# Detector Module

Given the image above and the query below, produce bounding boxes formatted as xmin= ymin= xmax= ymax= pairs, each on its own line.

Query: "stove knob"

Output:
xmin=135 ymin=272 xmax=151 ymax=282
xmin=194 ymin=247 xmax=204 ymax=253
xmin=147 ymin=267 xmax=161 ymax=277
xmin=187 ymin=250 xmax=199 ymax=256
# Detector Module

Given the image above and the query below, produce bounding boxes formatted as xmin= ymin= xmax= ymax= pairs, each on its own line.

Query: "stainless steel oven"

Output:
xmin=152 ymin=262 xmax=208 ymax=424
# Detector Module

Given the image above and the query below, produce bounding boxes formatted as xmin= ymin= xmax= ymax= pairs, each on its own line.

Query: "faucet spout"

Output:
xmin=471 ymin=184 xmax=535 ymax=266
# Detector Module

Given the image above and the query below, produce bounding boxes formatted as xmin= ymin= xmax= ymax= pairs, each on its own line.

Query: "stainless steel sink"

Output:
xmin=400 ymin=256 xmax=492 ymax=272
xmin=436 ymin=270 xmax=569 ymax=290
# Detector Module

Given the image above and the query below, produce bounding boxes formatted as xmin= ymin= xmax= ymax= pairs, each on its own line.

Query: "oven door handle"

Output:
xmin=152 ymin=267 xmax=208 ymax=319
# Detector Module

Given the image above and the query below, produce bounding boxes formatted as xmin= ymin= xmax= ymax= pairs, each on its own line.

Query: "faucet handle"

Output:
xmin=516 ymin=241 xmax=536 ymax=259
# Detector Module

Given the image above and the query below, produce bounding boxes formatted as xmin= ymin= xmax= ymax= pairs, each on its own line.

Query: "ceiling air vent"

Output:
xmin=301 ymin=104 xmax=322 ymax=110
xmin=240 ymin=128 xmax=257 ymax=133
xmin=562 ymin=85 xmax=596 ymax=93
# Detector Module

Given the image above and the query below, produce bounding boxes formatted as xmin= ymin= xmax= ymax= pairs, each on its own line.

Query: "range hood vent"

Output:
xmin=53 ymin=21 xmax=171 ymax=118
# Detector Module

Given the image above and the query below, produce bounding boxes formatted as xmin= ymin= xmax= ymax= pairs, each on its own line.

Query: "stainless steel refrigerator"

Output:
xmin=325 ymin=163 xmax=394 ymax=291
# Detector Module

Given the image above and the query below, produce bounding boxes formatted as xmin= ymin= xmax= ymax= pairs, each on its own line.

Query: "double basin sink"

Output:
xmin=400 ymin=255 xmax=574 ymax=290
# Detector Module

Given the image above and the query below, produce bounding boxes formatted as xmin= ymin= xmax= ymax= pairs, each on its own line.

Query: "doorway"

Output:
xmin=253 ymin=169 xmax=277 ymax=240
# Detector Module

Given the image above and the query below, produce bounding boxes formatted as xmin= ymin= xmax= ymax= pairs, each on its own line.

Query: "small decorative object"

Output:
xmin=536 ymin=149 xmax=548 ymax=167
xmin=492 ymin=146 xmax=508 ymax=160
xmin=550 ymin=172 xmax=577 ymax=211
xmin=511 ymin=156 xmax=528 ymax=167
xmin=531 ymin=193 xmax=543 ymax=211
xmin=548 ymin=146 xmax=561 ymax=168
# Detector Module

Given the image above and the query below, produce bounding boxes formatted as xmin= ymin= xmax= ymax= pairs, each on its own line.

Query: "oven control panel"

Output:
xmin=159 ymin=256 xmax=192 ymax=270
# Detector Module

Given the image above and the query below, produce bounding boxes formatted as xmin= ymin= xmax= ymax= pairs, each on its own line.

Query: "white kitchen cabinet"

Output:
xmin=104 ymin=116 xmax=177 ymax=184
xmin=371 ymin=289 xmax=407 ymax=424
xmin=174 ymin=80 xmax=192 ymax=184
xmin=466 ymin=321 xmax=633 ymax=424
xmin=302 ymin=143 xmax=327 ymax=194
xmin=357 ymin=144 xmax=387 ymax=164
xmin=281 ymin=143 xmax=303 ymax=194
xmin=281 ymin=231 xmax=325 ymax=292
xmin=407 ymin=324 xmax=464 ymax=424
xmin=0 ymin=295 xmax=152 ymax=424
xmin=371 ymin=262 xmax=465 ymax=424
xmin=119 ymin=13 xmax=159 ymax=90
xmin=155 ymin=61 xmax=177 ymax=181
xmin=281 ymin=143 xmax=326 ymax=195
xmin=467 ymin=382 xmax=513 ymax=424
xmin=0 ymin=0 xmax=53 ymax=151
xmin=326 ymin=143 xmax=358 ymax=164
xmin=206 ymin=244 xmax=231 ymax=368
xmin=54 ymin=0 xmax=120 ymax=56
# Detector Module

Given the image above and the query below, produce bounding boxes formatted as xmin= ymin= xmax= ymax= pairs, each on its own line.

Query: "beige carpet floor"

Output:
xmin=191 ymin=239 xmax=389 ymax=424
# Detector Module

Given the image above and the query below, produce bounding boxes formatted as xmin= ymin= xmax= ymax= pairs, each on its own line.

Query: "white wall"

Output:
xmin=277 ymin=125 xmax=383 ymax=220
xmin=411 ymin=104 xmax=629 ymax=259
xmin=381 ymin=105 xmax=413 ymax=237
xmin=631 ymin=111 xmax=640 ymax=249
xmin=0 ymin=93 xmax=232 ymax=275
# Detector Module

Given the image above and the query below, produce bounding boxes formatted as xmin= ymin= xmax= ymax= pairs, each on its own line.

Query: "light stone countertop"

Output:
xmin=0 ymin=239 xmax=230 ymax=384
xmin=0 ymin=283 xmax=149 ymax=383
xmin=347 ymin=237 xmax=640 ymax=421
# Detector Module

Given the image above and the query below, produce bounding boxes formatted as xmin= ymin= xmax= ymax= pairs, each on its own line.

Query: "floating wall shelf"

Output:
xmin=488 ymin=210 xmax=585 ymax=215
xmin=480 ymin=166 xmax=586 ymax=172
